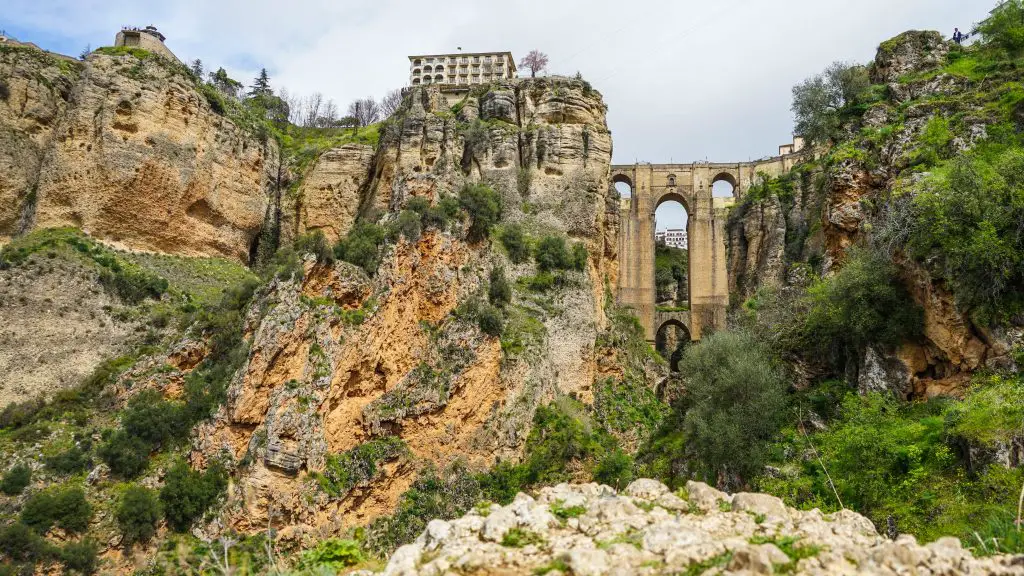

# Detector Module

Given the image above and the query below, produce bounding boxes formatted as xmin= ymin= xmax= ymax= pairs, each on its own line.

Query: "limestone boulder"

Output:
xmin=871 ymin=30 xmax=949 ymax=84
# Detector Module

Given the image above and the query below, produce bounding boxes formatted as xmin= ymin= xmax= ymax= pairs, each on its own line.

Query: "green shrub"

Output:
xmin=98 ymin=265 xmax=168 ymax=304
xmin=121 ymin=390 xmax=187 ymax=448
xmin=458 ymin=184 xmax=502 ymax=242
xmin=979 ymin=0 xmax=1024 ymax=57
xmin=902 ymin=150 xmax=1024 ymax=322
xmin=478 ymin=304 xmax=504 ymax=337
xmin=500 ymin=225 xmax=530 ymax=263
xmin=45 ymin=444 xmax=92 ymax=475
xmin=593 ymin=448 xmax=634 ymax=490
xmin=0 ymin=522 xmax=53 ymax=563
xmin=297 ymin=539 xmax=365 ymax=570
xmin=365 ymin=462 xmax=482 ymax=556
xmin=501 ymin=528 xmax=544 ymax=548
xmin=570 ymin=243 xmax=588 ymax=271
xmin=406 ymin=197 xmax=430 ymax=216
xmin=116 ymin=486 xmax=161 ymax=546
xmin=488 ymin=267 xmax=511 ymax=307
xmin=534 ymin=236 xmax=571 ymax=271
xmin=60 ymin=539 xmax=99 ymax=574
xmin=680 ymin=331 xmax=789 ymax=483
xmin=391 ymin=210 xmax=423 ymax=243
xmin=294 ymin=231 xmax=335 ymax=265
xmin=159 ymin=462 xmax=226 ymax=532
xmin=523 ymin=272 xmax=557 ymax=292
xmin=98 ymin=431 xmax=150 ymax=478
xmin=804 ymin=248 xmax=922 ymax=364
xmin=791 ymin=61 xmax=871 ymax=146
xmin=0 ymin=465 xmax=31 ymax=496
xmin=316 ymin=437 xmax=406 ymax=499
xmin=334 ymin=221 xmax=387 ymax=276
xmin=21 ymin=486 xmax=92 ymax=534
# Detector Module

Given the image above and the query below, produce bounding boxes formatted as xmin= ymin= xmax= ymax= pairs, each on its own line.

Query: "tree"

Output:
xmin=458 ymin=184 xmax=502 ymax=242
xmin=116 ymin=486 xmax=161 ymax=546
xmin=79 ymin=45 xmax=91 ymax=60
xmin=249 ymin=68 xmax=272 ymax=97
xmin=348 ymin=98 xmax=381 ymax=127
xmin=519 ymin=50 xmax=549 ymax=78
xmin=160 ymin=462 xmax=226 ymax=532
xmin=0 ymin=464 xmax=31 ymax=495
xmin=209 ymin=68 xmax=242 ymax=99
xmin=380 ymin=88 xmax=406 ymax=118
xmin=791 ymin=61 xmax=870 ymax=146
xmin=680 ymin=331 xmax=789 ymax=485
xmin=488 ymin=267 xmax=511 ymax=307
xmin=979 ymin=0 xmax=1024 ymax=56
xmin=189 ymin=59 xmax=204 ymax=79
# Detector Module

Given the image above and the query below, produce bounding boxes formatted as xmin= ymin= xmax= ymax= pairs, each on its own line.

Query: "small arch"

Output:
xmin=667 ymin=174 xmax=676 ymax=187
xmin=423 ymin=65 xmax=433 ymax=73
xmin=413 ymin=68 xmax=421 ymax=75
xmin=423 ymin=76 xmax=432 ymax=84
xmin=412 ymin=78 xmax=421 ymax=85
xmin=712 ymin=172 xmax=737 ymax=198
xmin=413 ymin=59 xmax=422 ymax=66
xmin=655 ymin=320 xmax=691 ymax=372
xmin=434 ymin=74 xmax=444 ymax=82
xmin=612 ymin=173 xmax=633 ymax=198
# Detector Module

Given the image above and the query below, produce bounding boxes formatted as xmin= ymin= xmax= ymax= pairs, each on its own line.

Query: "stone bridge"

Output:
xmin=614 ymin=149 xmax=805 ymax=343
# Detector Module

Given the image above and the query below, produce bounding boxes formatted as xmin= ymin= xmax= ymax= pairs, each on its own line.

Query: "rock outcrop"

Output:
xmin=0 ymin=42 xmax=80 ymax=242
xmin=186 ymin=80 xmax=625 ymax=538
xmin=0 ymin=45 xmax=280 ymax=262
xmin=374 ymin=479 xmax=1024 ymax=576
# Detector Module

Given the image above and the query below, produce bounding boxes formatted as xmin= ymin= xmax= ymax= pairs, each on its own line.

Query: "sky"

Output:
xmin=2 ymin=0 xmax=991 ymax=231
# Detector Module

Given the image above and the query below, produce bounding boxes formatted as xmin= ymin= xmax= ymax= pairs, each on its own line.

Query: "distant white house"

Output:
xmin=655 ymin=229 xmax=687 ymax=250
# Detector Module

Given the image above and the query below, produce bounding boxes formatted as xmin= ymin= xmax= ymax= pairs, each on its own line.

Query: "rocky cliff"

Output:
xmin=725 ymin=30 xmax=1020 ymax=394
xmin=0 ymin=44 xmax=280 ymax=262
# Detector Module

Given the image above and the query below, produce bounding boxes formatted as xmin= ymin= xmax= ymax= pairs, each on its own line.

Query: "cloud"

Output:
xmin=3 ymin=0 xmax=991 ymax=167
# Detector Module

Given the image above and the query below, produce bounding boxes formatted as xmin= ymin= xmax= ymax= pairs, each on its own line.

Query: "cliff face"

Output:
xmin=0 ymin=45 xmax=280 ymax=262
xmin=0 ymin=43 xmax=80 ymax=242
xmin=181 ymin=81 xmax=630 ymax=540
xmin=725 ymin=31 xmax=1015 ymax=392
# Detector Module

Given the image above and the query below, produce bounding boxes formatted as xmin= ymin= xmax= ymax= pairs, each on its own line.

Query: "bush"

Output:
xmin=488 ymin=267 xmax=511 ymax=307
xmin=478 ymin=304 xmax=504 ymax=337
xmin=98 ymin=431 xmax=151 ymax=478
xmin=21 ymin=486 xmax=92 ymax=534
xmin=391 ymin=210 xmax=422 ymax=243
xmin=0 ymin=465 xmax=31 ymax=496
xmin=334 ymin=221 xmax=387 ymax=276
xmin=294 ymin=231 xmax=335 ymax=266
xmin=458 ymin=184 xmax=502 ymax=242
xmin=160 ymin=462 xmax=226 ymax=532
xmin=98 ymin=265 xmax=168 ymax=304
xmin=902 ymin=150 xmax=1024 ymax=322
xmin=680 ymin=331 xmax=789 ymax=483
xmin=0 ymin=523 xmax=53 ymax=563
xmin=116 ymin=486 xmax=161 ymax=546
xmin=571 ymin=243 xmax=588 ymax=271
xmin=593 ymin=448 xmax=634 ymax=490
xmin=316 ymin=437 xmax=406 ymax=499
xmin=45 ymin=443 xmax=92 ymax=475
xmin=500 ymin=225 xmax=530 ymax=263
xmin=979 ymin=0 xmax=1024 ymax=57
xmin=406 ymin=197 xmax=430 ymax=216
xmin=60 ymin=539 xmax=99 ymax=574
xmin=298 ymin=539 xmax=365 ymax=570
xmin=804 ymin=248 xmax=922 ymax=364
xmin=121 ymin=390 xmax=187 ymax=448
xmin=534 ymin=236 xmax=571 ymax=271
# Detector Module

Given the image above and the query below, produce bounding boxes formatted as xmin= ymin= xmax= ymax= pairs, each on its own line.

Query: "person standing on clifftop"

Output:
xmin=954 ymin=28 xmax=963 ymax=44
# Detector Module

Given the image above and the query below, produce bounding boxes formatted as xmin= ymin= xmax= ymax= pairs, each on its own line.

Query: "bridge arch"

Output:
xmin=654 ymin=190 xmax=691 ymax=216
xmin=612 ymin=172 xmax=634 ymax=198
xmin=655 ymin=317 xmax=691 ymax=372
xmin=712 ymin=171 xmax=739 ymax=198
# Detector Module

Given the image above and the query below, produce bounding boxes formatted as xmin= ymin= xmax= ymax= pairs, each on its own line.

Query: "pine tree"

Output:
xmin=250 ymin=68 xmax=272 ymax=97
xmin=189 ymin=59 xmax=204 ymax=80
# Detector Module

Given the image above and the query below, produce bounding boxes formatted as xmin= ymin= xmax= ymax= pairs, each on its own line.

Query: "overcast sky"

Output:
xmin=2 ymin=0 xmax=990 ymax=230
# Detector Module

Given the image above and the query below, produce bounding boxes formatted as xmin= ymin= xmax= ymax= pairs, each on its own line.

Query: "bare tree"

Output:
xmin=519 ymin=50 xmax=549 ymax=78
xmin=318 ymin=99 xmax=339 ymax=128
xmin=347 ymin=98 xmax=381 ymax=127
xmin=302 ymin=92 xmax=324 ymax=128
xmin=278 ymin=88 xmax=302 ymax=125
xmin=380 ymin=88 xmax=407 ymax=118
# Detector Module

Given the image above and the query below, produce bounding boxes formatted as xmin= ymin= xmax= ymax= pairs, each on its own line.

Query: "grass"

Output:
xmin=501 ymin=528 xmax=545 ymax=548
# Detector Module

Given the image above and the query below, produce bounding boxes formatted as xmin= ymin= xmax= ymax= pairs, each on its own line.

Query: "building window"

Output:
xmin=423 ymin=65 xmax=432 ymax=73
xmin=667 ymin=174 xmax=676 ymax=186
xmin=412 ymin=78 xmax=421 ymax=85
xmin=413 ymin=59 xmax=422 ymax=66
xmin=435 ymin=74 xmax=443 ymax=82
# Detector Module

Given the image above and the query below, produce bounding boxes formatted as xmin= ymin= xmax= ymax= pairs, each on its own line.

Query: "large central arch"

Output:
xmin=613 ymin=153 xmax=803 ymax=341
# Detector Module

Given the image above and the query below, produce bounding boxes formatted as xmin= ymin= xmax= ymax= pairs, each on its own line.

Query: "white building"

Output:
xmin=655 ymin=229 xmax=688 ymax=250
xmin=408 ymin=52 xmax=517 ymax=88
